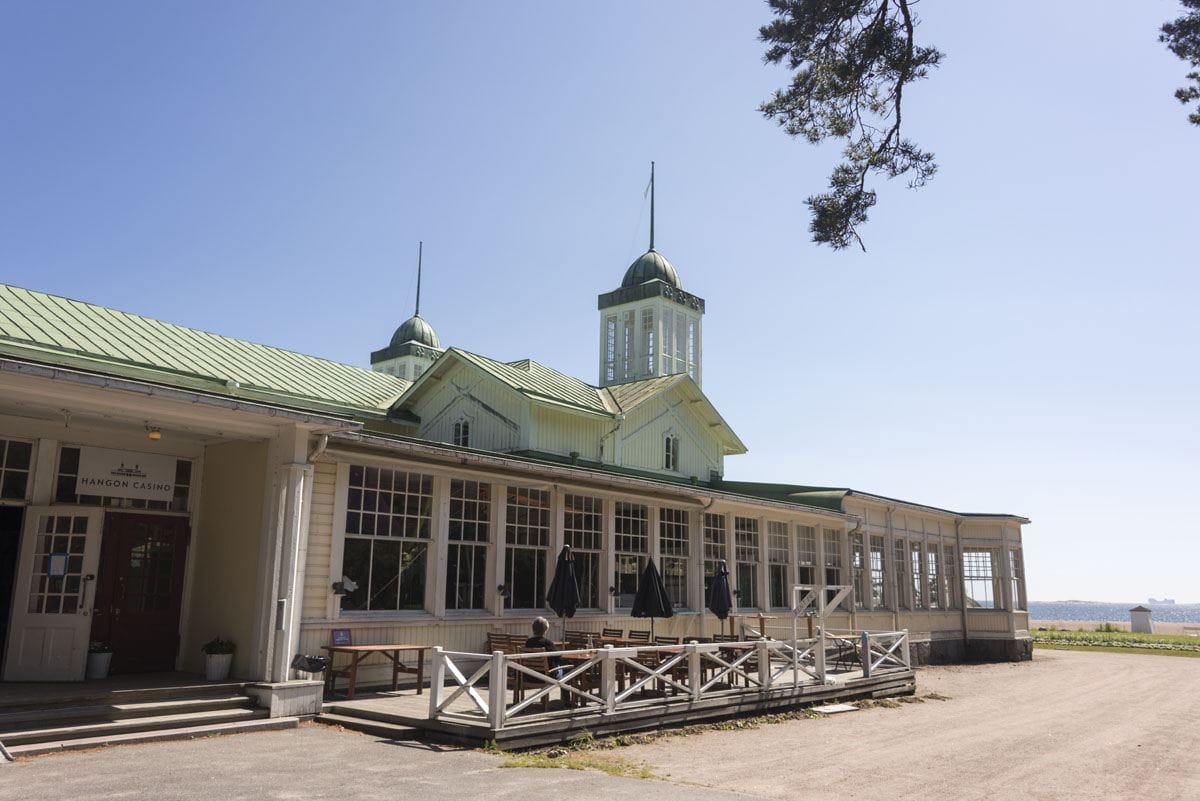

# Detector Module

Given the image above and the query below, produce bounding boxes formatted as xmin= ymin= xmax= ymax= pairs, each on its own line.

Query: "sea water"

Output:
xmin=1029 ymin=601 xmax=1200 ymax=623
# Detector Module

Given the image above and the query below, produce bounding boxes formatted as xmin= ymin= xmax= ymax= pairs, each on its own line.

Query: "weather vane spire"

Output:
xmin=649 ymin=161 xmax=655 ymax=252
xmin=415 ymin=241 xmax=423 ymax=317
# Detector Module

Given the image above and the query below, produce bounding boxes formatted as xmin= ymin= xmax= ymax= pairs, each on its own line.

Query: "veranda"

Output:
xmin=321 ymin=590 xmax=917 ymax=749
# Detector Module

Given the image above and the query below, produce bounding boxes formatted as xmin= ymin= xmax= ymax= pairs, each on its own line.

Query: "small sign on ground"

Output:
xmin=811 ymin=703 xmax=859 ymax=715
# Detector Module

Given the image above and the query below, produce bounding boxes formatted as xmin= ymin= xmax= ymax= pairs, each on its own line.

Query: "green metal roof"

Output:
xmin=719 ymin=480 xmax=1027 ymax=520
xmin=0 ymin=283 xmax=411 ymax=417
xmin=399 ymin=349 xmax=746 ymax=453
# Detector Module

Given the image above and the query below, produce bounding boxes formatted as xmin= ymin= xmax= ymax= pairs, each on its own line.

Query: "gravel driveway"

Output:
xmin=3 ymin=649 xmax=1196 ymax=801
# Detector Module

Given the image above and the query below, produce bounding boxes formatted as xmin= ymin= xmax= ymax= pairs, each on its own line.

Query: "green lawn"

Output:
xmin=1032 ymin=627 xmax=1200 ymax=657
xmin=1034 ymin=642 xmax=1200 ymax=658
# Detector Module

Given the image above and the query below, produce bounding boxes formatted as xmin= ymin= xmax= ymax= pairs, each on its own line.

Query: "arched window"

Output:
xmin=663 ymin=433 xmax=680 ymax=471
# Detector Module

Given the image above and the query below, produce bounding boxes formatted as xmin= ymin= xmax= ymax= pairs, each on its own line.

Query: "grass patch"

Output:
xmin=1035 ymin=642 xmax=1200 ymax=658
xmin=498 ymin=751 xmax=654 ymax=778
xmin=1033 ymin=628 xmax=1200 ymax=648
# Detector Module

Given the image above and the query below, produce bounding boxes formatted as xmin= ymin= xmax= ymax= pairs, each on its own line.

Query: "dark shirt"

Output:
xmin=525 ymin=635 xmax=563 ymax=667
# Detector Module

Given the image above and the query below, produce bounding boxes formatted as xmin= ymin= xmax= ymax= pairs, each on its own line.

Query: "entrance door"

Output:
xmin=2 ymin=508 xmax=104 ymax=681
xmin=90 ymin=513 xmax=190 ymax=674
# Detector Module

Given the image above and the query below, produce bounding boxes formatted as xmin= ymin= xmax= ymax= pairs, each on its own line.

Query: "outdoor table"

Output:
xmin=321 ymin=644 xmax=430 ymax=700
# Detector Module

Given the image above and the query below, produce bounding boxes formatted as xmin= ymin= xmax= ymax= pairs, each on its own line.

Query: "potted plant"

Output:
xmin=86 ymin=641 xmax=113 ymax=679
xmin=201 ymin=638 xmax=235 ymax=680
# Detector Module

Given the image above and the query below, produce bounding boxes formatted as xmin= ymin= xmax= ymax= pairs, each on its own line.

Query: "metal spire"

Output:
xmin=415 ymin=241 xmax=423 ymax=317
xmin=649 ymin=161 xmax=655 ymax=252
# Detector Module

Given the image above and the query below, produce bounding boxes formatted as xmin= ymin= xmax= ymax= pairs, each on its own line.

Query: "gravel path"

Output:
xmin=628 ymin=648 xmax=1200 ymax=800
xmin=2 ymin=650 xmax=1196 ymax=801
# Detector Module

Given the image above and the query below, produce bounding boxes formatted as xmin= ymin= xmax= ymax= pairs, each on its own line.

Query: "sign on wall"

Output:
xmin=76 ymin=446 xmax=177 ymax=502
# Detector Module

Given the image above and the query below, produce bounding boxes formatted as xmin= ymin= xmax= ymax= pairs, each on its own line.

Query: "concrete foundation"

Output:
xmin=245 ymin=680 xmax=325 ymax=718
xmin=966 ymin=638 xmax=1033 ymax=663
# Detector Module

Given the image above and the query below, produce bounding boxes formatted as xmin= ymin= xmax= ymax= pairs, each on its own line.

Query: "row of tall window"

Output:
xmin=338 ymin=463 xmax=1026 ymax=615
xmin=602 ymin=308 xmax=699 ymax=383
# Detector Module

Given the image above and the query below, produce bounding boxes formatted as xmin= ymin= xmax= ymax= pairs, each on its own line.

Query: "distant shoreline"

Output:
xmin=1028 ymin=601 xmax=1200 ymax=624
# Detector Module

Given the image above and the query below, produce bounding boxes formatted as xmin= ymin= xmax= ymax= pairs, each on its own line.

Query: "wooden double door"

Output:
xmin=90 ymin=513 xmax=191 ymax=674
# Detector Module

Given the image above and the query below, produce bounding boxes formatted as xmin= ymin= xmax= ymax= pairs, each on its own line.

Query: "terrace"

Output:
xmin=320 ymin=588 xmax=917 ymax=748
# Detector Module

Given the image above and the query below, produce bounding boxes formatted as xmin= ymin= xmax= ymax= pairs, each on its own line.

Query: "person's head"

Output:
xmin=531 ymin=616 xmax=549 ymax=636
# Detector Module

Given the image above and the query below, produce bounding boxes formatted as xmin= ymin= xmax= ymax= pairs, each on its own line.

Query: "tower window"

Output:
xmin=604 ymin=316 xmax=617 ymax=382
xmin=453 ymin=419 xmax=470 ymax=448
xmin=642 ymin=309 xmax=655 ymax=376
xmin=663 ymin=433 xmax=680 ymax=471
xmin=398 ymin=364 xmax=408 ymax=380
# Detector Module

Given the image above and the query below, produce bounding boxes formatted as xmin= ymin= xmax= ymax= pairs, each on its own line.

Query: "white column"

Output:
xmin=429 ymin=474 xmax=450 ymax=617
xmin=602 ymin=498 xmax=616 ymax=616
xmin=490 ymin=483 xmax=507 ymax=618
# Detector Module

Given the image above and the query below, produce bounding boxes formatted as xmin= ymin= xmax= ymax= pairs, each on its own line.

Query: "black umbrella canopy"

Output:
xmin=545 ymin=544 xmax=581 ymax=619
xmin=707 ymin=559 xmax=733 ymax=621
xmin=631 ymin=559 xmax=674 ymax=624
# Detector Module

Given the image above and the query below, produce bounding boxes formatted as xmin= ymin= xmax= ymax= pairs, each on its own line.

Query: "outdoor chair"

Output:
xmin=627 ymin=630 xmax=652 ymax=642
xmin=601 ymin=627 xmax=624 ymax=639
xmin=564 ymin=631 xmax=594 ymax=649
xmin=513 ymin=649 xmax=555 ymax=712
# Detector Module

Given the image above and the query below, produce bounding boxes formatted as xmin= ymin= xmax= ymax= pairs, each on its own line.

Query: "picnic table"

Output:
xmin=321 ymin=644 xmax=430 ymax=700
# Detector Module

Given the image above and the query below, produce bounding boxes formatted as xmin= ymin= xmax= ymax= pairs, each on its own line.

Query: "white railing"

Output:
xmin=427 ymin=629 xmax=911 ymax=729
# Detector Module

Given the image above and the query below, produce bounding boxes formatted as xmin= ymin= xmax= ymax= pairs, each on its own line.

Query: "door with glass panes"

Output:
xmin=2 ymin=508 xmax=104 ymax=681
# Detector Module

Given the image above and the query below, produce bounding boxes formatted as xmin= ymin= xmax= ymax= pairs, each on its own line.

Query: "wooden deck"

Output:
xmin=320 ymin=663 xmax=916 ymax=750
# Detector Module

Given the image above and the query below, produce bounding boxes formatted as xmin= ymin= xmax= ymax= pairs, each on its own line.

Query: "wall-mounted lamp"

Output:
xmin=497 ymin=584 xmax=511 ymax=598
xmin=331 ymin=576 xmax=358 ymax=596
xmin=608 ymin=585 xmax=618 ymax=596
xmin=146 ymin=426 xmax=162 ymax=442
xmin=731 ymin=589 xmax=742 ymax=598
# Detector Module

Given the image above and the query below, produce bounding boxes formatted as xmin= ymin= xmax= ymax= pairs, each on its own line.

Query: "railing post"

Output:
xmin=428 ymin=646 xmax=445 ymax=719
xmin=860 ymin=631 xmax=871 ymax=678
xmin=487 ymin=651 xmax=506 ymax=730
xmin=600 ymin=645 xmax=616 ymax=713
xmin=687 ymin=642 xmax=701 ymax=701
xmin=757 ymin=638 xmax=771 ymax=691
xmin=901 ymin=628 xmax=911 ymax=668
xmin=816 ymin=625 xmax=827 ymax=683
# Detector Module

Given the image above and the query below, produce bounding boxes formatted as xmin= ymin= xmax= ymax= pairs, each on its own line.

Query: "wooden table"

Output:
xmin=321 ymin=644 xmax=430 ymax=700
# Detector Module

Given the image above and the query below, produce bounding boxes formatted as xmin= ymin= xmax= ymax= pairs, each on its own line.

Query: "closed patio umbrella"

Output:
xmin=545 ymin=544 xmax=581 ymax=637
xmin=707 ymin=559 xmax=734 ymax=637
xmin=630 ymin=559 xmax=674 ymax=639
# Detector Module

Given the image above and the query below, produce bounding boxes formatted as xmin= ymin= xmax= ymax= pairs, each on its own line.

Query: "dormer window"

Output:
xmin=453 ymin=419 xmax=471 ymax=448
xmin=664 ymin=433 xmax=680 ymax=471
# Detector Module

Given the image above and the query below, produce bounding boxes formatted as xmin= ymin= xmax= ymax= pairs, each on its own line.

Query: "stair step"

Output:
xmin=315 ymin=712 xmax=423 ymax=741
xmin=1 ymin=681 xmax=248 ymax=712
xmin=0 ymin=707 xmax=267 ymax=746
xmin=0 ymin=695 xmax=255 ymax=730
xmin=6 ymin=716 xmax=300 ymax=757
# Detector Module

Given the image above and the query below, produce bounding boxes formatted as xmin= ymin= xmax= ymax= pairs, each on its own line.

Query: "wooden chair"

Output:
xmin=514 ymin=648 xmax=555 ymax=712
xmin=627 ymin=630 xmax=652 ymax=642
xmin=654 ymin=636 xmax=681 ymax=645
xmin=601 ymin=627 xmax=624 ymax=639
xmin=564 ymin=630 xmax=594 ymax=649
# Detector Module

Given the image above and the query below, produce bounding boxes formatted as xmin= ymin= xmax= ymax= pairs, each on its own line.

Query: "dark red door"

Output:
xmin=90 ymin=513 xmax=190 ymax=674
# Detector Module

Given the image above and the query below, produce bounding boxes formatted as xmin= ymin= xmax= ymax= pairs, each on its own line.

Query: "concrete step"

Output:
xmin=315 ymin=712 xmax=423 ymax=741
xmin=0 ymin=681 xmax=248 ymax=712
xmin=6 ymin=716 xmax=300 ymax=758
xmin=0 ymin=707 xmax=268 ymax=746
xmin=0 ymin=694 xmax=255 ymax=730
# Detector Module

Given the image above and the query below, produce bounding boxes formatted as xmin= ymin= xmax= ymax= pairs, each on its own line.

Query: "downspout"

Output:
xmin=598 ymin=414 xmax=624 ymax=464
xmin=307 ymin=434 xmax=329 ymax=463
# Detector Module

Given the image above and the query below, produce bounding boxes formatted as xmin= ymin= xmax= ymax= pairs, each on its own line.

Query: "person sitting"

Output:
xmin=525 ymin=616 xmax=569 ymax=704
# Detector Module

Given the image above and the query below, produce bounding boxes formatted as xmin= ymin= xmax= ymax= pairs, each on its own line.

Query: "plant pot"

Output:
xmin=204 ymin=652 xmax=233 ymax=681
xmin=86 ymin=651 xmax=113 ymax=679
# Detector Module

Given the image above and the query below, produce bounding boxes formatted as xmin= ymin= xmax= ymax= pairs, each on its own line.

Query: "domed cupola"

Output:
xmin=370 ymin=242 xmax=445 ymax=381
xmin=597 ymin=163 xmax=705 ymax=389
xmin=622 ymin=249 xmax=681 ymax=289
xmin=391 ymin=314 xmax=440 ymax=349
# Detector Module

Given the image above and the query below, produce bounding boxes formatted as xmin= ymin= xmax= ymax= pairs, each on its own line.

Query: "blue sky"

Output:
xmin=2 ymin=1 xmax=1196 ymax=602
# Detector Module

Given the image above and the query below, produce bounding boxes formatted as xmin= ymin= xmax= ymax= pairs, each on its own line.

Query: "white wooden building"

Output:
xmin=0 ymin=238 xmax=1031 ymax=707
